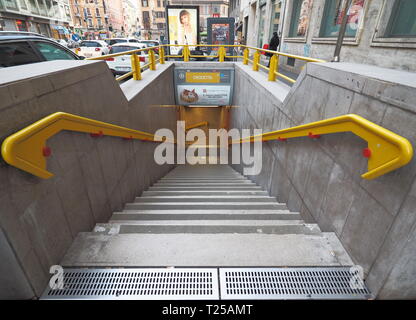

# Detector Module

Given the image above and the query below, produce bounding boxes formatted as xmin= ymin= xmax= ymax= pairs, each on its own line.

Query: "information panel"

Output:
xmin=174 ymin=68 xmax=234 ymax=106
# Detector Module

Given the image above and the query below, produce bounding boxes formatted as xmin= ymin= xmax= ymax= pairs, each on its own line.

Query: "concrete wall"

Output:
xmin=0 ymin=60 xmax=177 ymax=298
xmin=230 ymin=61 xmax=416 ymax=299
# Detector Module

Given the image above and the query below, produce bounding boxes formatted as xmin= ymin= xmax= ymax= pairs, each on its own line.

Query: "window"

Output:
xmin=0 ymin=42 xmax=40 ymax=67
xmin=270 ymin=0 xmax=282 ymax=36
xmin=385 ymin=0 xmax=416 ymax=37
xmin=34 ymin=42 xmax=75 ymax=60
xmin=320 ymin=0 xmax=365 ymax=38
xmin=80 ymin=41 xmax=101 ymax=47
xmin=288 ymin=0 xmax=302 ymax=37
xmin=157 ymin=23 xmax=165 ymax=30
xmin=109 ymin=46 xmax=143 ymax=54
xmin=157 ymin=0 xmax=161 ymax=7
xmin=288 ymin=0 xmax=313 ymax=37
xmin=96 ymin=8 xmax=100 ymax=17
xmin=87 ymin=18 xmax=93 ymax=28
xmin=141 ymin=0 xmax=148 ymax=7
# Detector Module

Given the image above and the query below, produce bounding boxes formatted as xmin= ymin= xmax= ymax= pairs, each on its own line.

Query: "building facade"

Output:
xmin=0 ymin=0 xmax=72 ymax=38
xmin=69 ymin=0 xmax=111 ymax=39
xmin=138 ymin=0 xmax=166 ymax=40
xmin=122 ymin=0 xmax=139 ymax=37
xmin=229 ymin=0 xmax=416 ymax=72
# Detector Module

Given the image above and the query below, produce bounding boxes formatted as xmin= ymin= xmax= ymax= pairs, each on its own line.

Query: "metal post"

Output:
xmin=131 ymin=53 xmax=141 ymax=80
xmin=219 ymin=46 xmax=226 ymax=62
xmin=253 ymin=50 xmax=260 ymax=71
xmin=159 ymin=46 xmax=165 ymax=64
xmin=333 ymin=0 xmax=353 ymax=62
xmin=243 ymin=48 xmax=249 ymax=64
xmin=268 ymin=54 xmax=277 ymax=81
xmin=149 ymin=49 xmax=156 ymax=70
xmin=183 ymin=45 xmax=190 ymax=62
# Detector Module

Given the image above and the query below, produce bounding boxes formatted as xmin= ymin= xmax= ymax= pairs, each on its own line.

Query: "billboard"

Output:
xmin=207 ymin=17 xmax=235 ymax=55
xmin=174 ymin=68 xmax=234 ymax=106
xmin=166 ymin=5 xmax=199 ymax=55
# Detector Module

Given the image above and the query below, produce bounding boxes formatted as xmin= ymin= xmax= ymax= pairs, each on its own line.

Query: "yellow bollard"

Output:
xmin=253 ymin=50 xmax=260 ymax=71
xmin=243 ymin=48 xmax=249 ymax=65
xmin=131 ymin=53 xmax=141 ymax=80
xmin=183 ymin=46 xmax=190 ymax=62
xmin=268 ymin=54 xmax=277 ymax=81
xmin=219 ymin=46 xmax=226 ymax=62
xmin=149 ymin=49 xmax=156 ymax=70
xmin=159 ymin=47 xmax=165 ymax=64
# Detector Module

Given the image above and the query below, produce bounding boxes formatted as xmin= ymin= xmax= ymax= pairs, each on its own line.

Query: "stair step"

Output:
xmin=124 ymin=202 xmax=287 ymax=210
xmin=134 ymin=196 xmax=276 ymax=203
xmin=153 ymin=182 xmax=257 ymax=186
xmin=142 ymin=190 xmax=269 ymax=196
xmin=61 ymin=233 xmax=348 ymax=267
xmin=149 ymin=186 xmax=263 ymax=191
xmin=93 ymin=221 xmax=319 ymax=235
xmin=111 ymin=210 xmax=300 ymax=220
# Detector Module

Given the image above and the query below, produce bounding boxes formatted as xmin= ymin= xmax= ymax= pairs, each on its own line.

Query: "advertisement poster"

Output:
xmin=166 ymin=6 xmax=199 ymax=55
xmin=177 ymin=85 xmax=231 ymax=106
xmin=323 ymin=0 xmax=365 ymax=37
xmin=207 ymin=18 xmax=235 ymax=55
xmin=297 ymin=0 xmax=314 ymax=37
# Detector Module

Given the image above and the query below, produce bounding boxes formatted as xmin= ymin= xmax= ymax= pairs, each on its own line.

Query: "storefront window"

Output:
xmin=320 ymin=0 xmax=365 ymax=38
xmin=386 ymin=0 xmax=416 ymax=37
xmin=269 ymin=0 xmax=282 ymax=36
xmin=257 ymin=3 xmax=266 ymax=47
xmin=288 ymin=0 xmax=313 ymax=37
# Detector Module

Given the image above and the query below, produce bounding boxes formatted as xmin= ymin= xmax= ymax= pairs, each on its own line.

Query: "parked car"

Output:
xmin=0 ymin=32 xmax=82 ymax=68
xmin=105 ymin=42 xmax=148 ymax=76
xmin=105 ymin=38 xmax=141 ymax=46
xmin=75 ymin=40 xmax=109 ymax=58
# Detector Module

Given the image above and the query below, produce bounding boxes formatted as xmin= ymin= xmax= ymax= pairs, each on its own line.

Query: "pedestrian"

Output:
xmin=240 ymin=36 xmax=246 ymax=55
xmin=267 ymin=32 xmax=280 ymax=67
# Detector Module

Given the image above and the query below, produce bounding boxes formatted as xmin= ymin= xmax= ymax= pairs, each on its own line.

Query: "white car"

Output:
xmin=105 ymin=38 xmax=141 ymax=46
xmin=54 ymin=39 xmax=68 ymax=47
xmin=76 ymin=40 xmax=109 ymax=58
xmin=105 ymin=42 xmax=148 ymax=75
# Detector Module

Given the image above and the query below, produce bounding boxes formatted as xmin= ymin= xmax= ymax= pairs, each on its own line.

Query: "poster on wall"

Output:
xmin=322 ymin=0 xmax=365 ymax=37
xmin=174 ymin=68 xmax=234 ymax=106
xmin=166 ymin=5 xmax=199 ymax=55
xmin=207 ymin=17 xmax=235 ymax=55
xmin=297 ymin=0 xmax=314 ymax=37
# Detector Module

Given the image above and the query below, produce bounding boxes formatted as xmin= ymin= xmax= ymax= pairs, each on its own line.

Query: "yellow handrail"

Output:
xmin=86 ymin=44 xmax=324 ymax=83
xmin=231 ymin=114 xmax=413 ymax=180
xmin=185 ymin=121 xmax=209 ymax=131
xmin=1 ymin=112 xmax=170 ymax=179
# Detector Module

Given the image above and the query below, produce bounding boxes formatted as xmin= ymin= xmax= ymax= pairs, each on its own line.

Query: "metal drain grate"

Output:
xmin=41 ymin=268 xmax=219 ymax=300
xmin=219 ymin=267 xmax=372 ymax=300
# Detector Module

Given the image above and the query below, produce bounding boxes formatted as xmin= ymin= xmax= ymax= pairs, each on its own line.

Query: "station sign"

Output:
xmin=174 ymin=68 xmax=234 ymax=106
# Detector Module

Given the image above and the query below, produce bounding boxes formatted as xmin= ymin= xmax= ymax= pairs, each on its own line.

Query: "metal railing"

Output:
xmin=86 ymin=44 xmax=325 ymax=83
xmin=230 ymin=114 xmax=413 ymax=180
xmin=0 ymin=112 xmax=172 ymax=179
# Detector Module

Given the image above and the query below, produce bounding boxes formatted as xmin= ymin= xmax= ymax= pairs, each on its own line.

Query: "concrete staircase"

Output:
xmin=61 ymin=164 xmax=353 ymax=267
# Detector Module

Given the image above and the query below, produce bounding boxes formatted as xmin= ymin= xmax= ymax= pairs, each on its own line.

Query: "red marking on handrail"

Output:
xmin=123 ymin=135 xmax=133 ymax=140
xmin=308 ymin=132 xmax=321 ymax=139
xmin=278 ymin=137 xmax=287 ymax=141
xmin=42 ymin=146 xmax=51 ymax=157
xmin=90 ymin=130 xmax=103 ymax=138
xmin=363 ymin=148 xmax=372 ymax=158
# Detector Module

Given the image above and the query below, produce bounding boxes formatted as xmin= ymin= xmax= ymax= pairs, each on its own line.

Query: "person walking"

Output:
xmin=267 ymin=32 xmax=280 ymax=67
